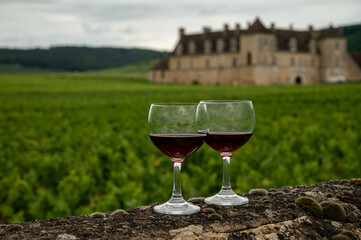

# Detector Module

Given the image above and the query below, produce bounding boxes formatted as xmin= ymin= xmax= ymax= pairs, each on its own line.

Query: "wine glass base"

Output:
xmin=154 ymin=201 xmax=200 ymax=215
xmin=205 ymin=192 xmax=249 ymax=206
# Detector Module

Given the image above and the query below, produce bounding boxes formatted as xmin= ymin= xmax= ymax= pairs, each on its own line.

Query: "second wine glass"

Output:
xmin=199 ymin=100 xmax=255 ymax=206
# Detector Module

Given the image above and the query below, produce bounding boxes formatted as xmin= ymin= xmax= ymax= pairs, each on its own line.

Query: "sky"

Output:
xmin=0 ymin=0 xmax=360 ymax=51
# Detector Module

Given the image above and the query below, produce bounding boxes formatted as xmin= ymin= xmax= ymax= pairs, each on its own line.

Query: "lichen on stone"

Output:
xmin=332 ymin=234 xmax=352 ymax=240
xmin=340 ymin=230 xmax=357 ymax=240
xmin=110 ymin=209 xmax=129 ymax=217
xmin=350 ymin=178 xmax=361 ymax=186
xmin=90 ymin=212 xmax=106 ymax=219
xmin=249 ymin=188 xmax=268 ymax=196
xmin=295 ymin=196 xmax=323 ymax=218
xmin=203 ymin=208 xmax=216 ymax=214
xmin=286 ymin=203 xmax=298 ymax=209
xmin=320 ymin=201 xmax=346 ymax=221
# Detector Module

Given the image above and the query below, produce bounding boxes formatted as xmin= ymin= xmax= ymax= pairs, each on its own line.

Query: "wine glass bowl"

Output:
xmin=199 ymin=100 xmax=255 ymax=206
xmin=148 ymin=103 xmax=206 ymax=214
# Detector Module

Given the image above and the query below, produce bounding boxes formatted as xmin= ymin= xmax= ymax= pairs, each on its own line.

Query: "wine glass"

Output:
xmin=199 ymin=100 xmax=255 ymax=206
xmin=148 ymin=103 xmax=207 ymax=214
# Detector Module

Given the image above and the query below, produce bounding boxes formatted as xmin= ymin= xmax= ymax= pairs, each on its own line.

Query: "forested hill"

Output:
xmin=0 ymin=47 xmax=168 ymax=71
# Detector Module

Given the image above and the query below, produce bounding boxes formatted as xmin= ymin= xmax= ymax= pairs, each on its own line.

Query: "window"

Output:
xmin=247 ymin=52 xmax=252 ymax=65
xmin=272 ymin=56 xmax=276 ymax=65
xmin=309 ymin=40 xmax=317 ymax=53
xmin=230 ymin=38 xmax=237 ymax=52
xmin=264 ymin=55 xmax=268 ymax=65
xmin=190 ymin=60 xmax=193 ymax=69
xmin=188 ymin=41 xmax=196 ymax=54
xmin=177 ymin=60 xmax=181 ymax=70
xmin=299 ymin=57 xmax=303 ymax=66
xmin=176 ymin=44 xmax=183 ymax=55
xmin=290 ymin=57 xmax=295 ymax=66
xmin=232 ymin=57 xmax=237 ymax=67
xmin=216 ymin=39 xmax=225 ymax=53
xmin=335 ymin=42 xmax=340 ymax=50
xmin=204 ymin=40 xmax=212 ymax=54
xmin=335 ymin=57 xmax=339 ymax=67
xmin=289 ymin=38 xmax=297 ymax=52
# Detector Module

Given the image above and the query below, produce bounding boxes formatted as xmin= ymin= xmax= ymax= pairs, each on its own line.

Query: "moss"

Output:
xmin=295 ymin=197 xmax=323 ymax=218
xmin=350 ymin=178 xmax=361 ymax=186
xmin=340 ymin=230 xmax=357 ymax=240
xmin=205 ymin=204 xmax=221 ymax=210
xmin=286 ymin=203 xmax=298 ymax=209
xmin=110 ymin=209 xmax=129 ymax=217
xmin=249 ymin=188 xmax=268 ymax=196
xmin=320 ymin=201 xmax=346 ymax=221
xmin=332 ymin=234 xmax=352 ymax=240
xmin=90 ymin=212 xmax=106 ymax=219
xmin=203 ymin=208 xmax=216 ymax=214
xmin=325 ymin=193 xmax=333 ymax=198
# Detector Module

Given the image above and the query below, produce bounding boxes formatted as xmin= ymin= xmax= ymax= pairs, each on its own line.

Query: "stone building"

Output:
xmin=148 ymin=18 xmax=361 ymax=85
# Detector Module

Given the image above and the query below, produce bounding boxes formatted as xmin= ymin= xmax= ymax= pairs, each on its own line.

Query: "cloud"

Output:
xmin=0 ymin=0 xmax=360 ymax=50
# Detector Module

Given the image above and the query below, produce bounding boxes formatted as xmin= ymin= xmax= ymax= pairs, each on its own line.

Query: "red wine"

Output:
xmin=205 ymin=132 xmax=252 ymax=156
xmin=149 ymin=134 xmax=205 ymax=161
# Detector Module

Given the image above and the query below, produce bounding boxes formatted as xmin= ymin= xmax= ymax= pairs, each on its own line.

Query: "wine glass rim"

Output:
xmin=200 ymin=100 xmax=252 ymax=104
xmin=151 ymin=102 xmax=199 ymax=107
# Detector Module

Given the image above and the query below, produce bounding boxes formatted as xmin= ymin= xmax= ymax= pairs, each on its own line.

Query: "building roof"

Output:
xmin=171 ymin=18 xmax=344 ymax=56
xmin=150 ymin=58 xmax=169 ymax=70
xmin=246 ymin=18 xmax=273 ymax=34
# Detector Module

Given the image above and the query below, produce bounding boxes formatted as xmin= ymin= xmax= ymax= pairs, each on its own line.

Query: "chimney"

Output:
xmin=308 ymin=24 xmax=313 ymax=32
xmin=223 ymin=24 xmax=229 ymax=36
xmin=179 ymin=27 xmax=185 ymax=38
xmin=289 ymin=23 xmax=293 ymax=31
xmin=235 ymin=23 xmax=240 ymax=35
xmin=202 ymin=27 xmax=211 ymax=38
xmin=271 ymin=22 xmax=275 ymax=31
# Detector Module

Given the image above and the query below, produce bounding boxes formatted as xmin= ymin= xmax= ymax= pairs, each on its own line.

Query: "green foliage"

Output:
xmin=343 ymin=24 xmax=361 ymax=52
xmin=0 ymin=47 xmax=168 ymax=71
xmin=0 ymin=74 xmax=360 ymax=223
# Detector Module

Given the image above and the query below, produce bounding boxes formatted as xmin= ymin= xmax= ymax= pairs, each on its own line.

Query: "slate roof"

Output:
xmin=150 ymin=58 xmax=169 ymax=70
xmin=153 ymin=18 xmax=345 ymax=70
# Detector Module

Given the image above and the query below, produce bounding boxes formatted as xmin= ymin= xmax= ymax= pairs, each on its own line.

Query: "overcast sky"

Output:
xmin=1 ymin=0 xmax=360 ymax=51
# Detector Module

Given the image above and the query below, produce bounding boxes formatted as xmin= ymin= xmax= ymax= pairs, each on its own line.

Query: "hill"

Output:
xmin=0 ymin=46 xmax=168 ymax=72
xmin=343 ymin=24 xmax=361 ymax=52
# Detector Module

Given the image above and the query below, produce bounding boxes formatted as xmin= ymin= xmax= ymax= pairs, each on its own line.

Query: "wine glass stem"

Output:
xmin=222 ymin=156 xmax=232 ymax=192
xmin=170 ymin=161 xmax=185 ymax=203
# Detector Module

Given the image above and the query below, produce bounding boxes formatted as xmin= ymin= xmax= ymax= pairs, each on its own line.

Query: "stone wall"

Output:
xmin=1 ymin=179 xmax=360 ymax=239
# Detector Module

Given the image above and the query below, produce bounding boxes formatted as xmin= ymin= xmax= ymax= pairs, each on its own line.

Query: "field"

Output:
xmin=0 ymin=73 xmax=360 ymax=223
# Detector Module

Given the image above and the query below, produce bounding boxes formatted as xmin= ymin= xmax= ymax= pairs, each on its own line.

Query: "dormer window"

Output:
xmin=309 ymin=40 xmax=317 ymax=54
xmin=176 ymin=43 xmax=183 ymax=56
xmin=188 ymin=41 xmax=196 ymax=55
xmin=216 ymin=39 xmax=225 ymax=53
xmin=204 ymin=40 xmax=212 ymax=54
xmin=289 ymin=38 xmax=297 ymax=52
xmin=230 ymin=38 xmax=238 ymax=52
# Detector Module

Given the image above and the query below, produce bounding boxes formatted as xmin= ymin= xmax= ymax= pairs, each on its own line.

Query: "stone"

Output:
xmin=56 ymin=233 xmax=77 ymax=240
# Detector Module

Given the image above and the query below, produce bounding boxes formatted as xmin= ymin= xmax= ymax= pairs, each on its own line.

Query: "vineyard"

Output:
xmin=0 ymin=73 xmax=360 ymax=223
